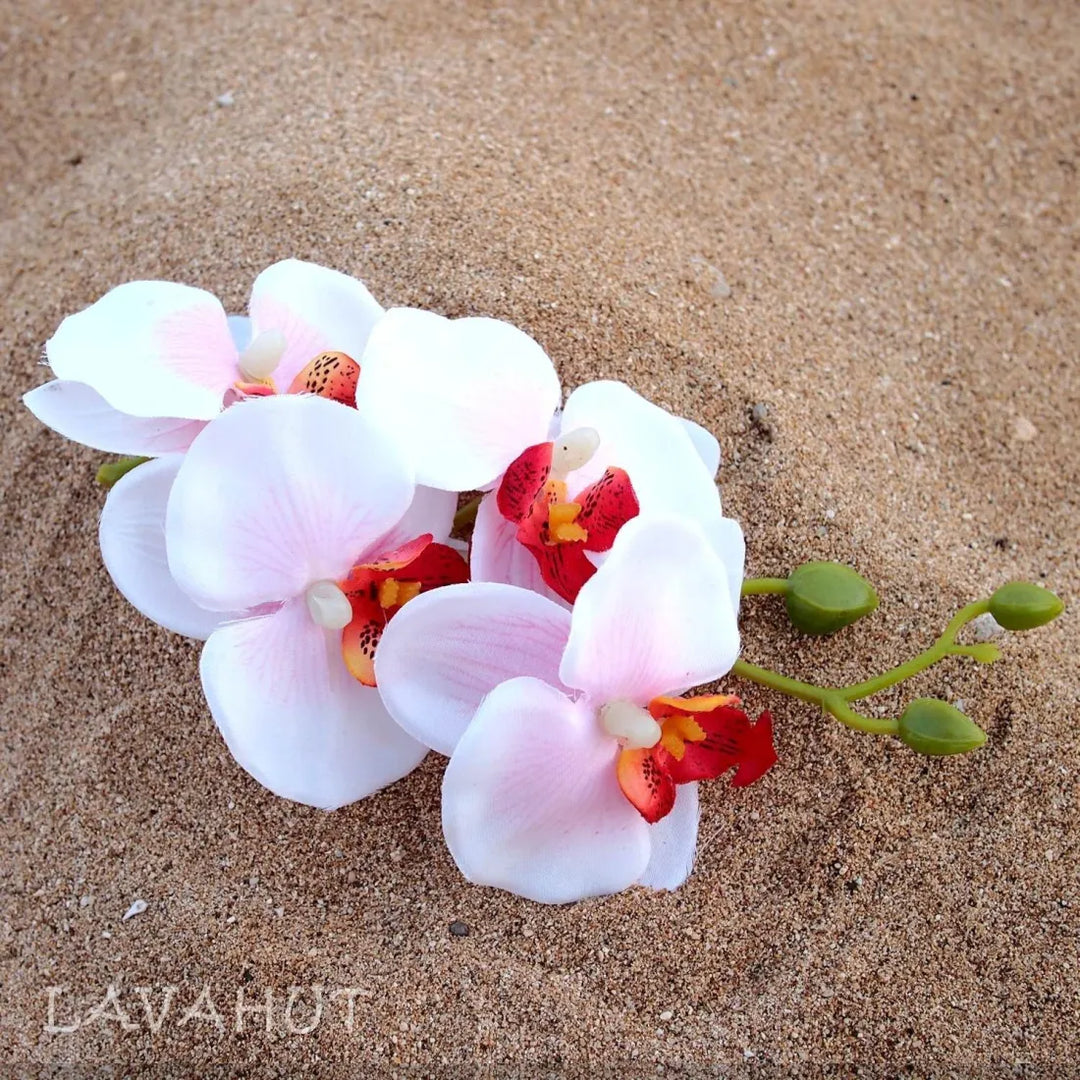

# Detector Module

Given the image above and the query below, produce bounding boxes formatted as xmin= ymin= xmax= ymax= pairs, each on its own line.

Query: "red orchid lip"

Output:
xmin=496 ymin=438 xmax=640 ymax=604
xmin=338 ymin=534 xmax=469 ymax=687
xmin=616 ymin=695 xmax=777 ymax=823
xmin=223 ymin=350 xmax=362 ymax=411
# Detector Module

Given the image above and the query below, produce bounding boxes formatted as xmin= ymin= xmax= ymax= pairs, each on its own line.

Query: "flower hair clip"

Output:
xmin=24 ymin=259 xmax=1065 ymax=903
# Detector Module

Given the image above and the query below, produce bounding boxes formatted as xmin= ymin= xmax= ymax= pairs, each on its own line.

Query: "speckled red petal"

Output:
xmin=352 ymin=534 xmax=433 ymax=577
xmin=287 ymin=351 xmax=360 ymax=407
xmin=576 ymin=467 xmax=639 ymax=552
xmin=616 ymin=747 xmax=676 ymax=824
xmin=341 ymin=599 xmax=383 ymax=687
xmin=534 ymin=540 xmax=598 ymax=604
xmin=648 ymin=693 xmax=742 ymax=720
xmin=497 ymin=441 xmax=553 ymax=523
xmin=655 ymin=705 xmax=777 ymax=787
xmin=405 ymin=542 xmax=470 ymax=592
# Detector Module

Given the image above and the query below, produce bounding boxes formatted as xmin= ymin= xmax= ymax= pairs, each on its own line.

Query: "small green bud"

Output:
xmin=784 ymin=561 xmax=879 ymax=636
xmin=988 ymin=581 xmax=1064 ymax=632
xmin=96 ymin=456 xmax=150 ymax=489
xmin=898 ymin=698 xmax=986 ymax=756
xmin=965 ymin=642 xmax=1001 ymax=664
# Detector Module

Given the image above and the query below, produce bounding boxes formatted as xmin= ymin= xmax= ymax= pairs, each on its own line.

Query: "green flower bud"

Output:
xmin=898 ymin=698 xmax=986 ymax=756
xmin=96 ymin=456 xmax=150 ymax=489
xmin=784 ymin=562 xmax=879 ymax=636
xmin=988 ymin=581 xmax=1064 ymax=632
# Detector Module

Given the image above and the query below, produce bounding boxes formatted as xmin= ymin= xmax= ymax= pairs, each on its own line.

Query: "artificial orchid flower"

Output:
xmin=162 ymin=393 xmax=467 ymax=809
xmin=30 ymin=261 xmax=560 ymax=637
xmin=23 ymin=260 xmax=562 ymax=494
xmin=22 ymin=259 xmax=385 ymax=456
xmin=470 ymin=379 xmax=744 ymax=608
xmin=376 ymin=515 xmax=775 ymax=903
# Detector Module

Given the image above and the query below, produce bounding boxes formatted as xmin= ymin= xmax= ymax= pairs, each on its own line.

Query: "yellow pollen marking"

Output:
xmin=379 ymin=578 xmax=421 ymax=609
xmin=658 ymin=713 xmax=707 ymax=760
xmin=378 ymin=579 xmax=400 ymax=608
xmin=547 ymin=501 xmax=588 ymax=545
xmin=396 ymin=580 xmax=422 ymax=605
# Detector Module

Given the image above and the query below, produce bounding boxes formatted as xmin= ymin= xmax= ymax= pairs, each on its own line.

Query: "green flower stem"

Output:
xmin=839 ymin=600 xmax=989 ymax=700
xmin=452 ymin=495 xmax=482 ymax=532
xmin=740 ymin=577 xmax=789 ymax=596
xmin=731 ymin=598 xmax=993 ymax=737
xmin=96 ymin=456 xmax=150 ymax=489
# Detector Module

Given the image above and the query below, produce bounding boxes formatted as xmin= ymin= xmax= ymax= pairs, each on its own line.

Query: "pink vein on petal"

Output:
xmin=155 ymin=306 xmax=240 ymax=392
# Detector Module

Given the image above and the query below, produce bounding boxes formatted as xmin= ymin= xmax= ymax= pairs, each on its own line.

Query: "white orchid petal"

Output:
xmin=700 ymin=514 xmax=746 ymax=620
xmin=367 ymin=485 xmax=457 ymax=557
xmin=167 ymin=395 xmax=414 ymax=612
xmin=559 ymin=516 xmax=740 ymax=704
xmin=441 ymin=676 xmax=651 ymax=903
xmin=679 ymin=417 xmax=721 ymax=478
xmin=46 ymin=280 xmax=236 ymax=420
xmin=99 ymin=455 xmax=232 ymax=640
xmin=375 ymin=583 xmax=572 ymax=756
xmin=247 ymin=259 xmax=384 ymax=390
xmin=201 ymin=599 xmax=427 ymax=809
xmin=355 ymin=308 xmax=561 ymax=491
xmin=560 ymin=380 xmax=723 ymax=518
xmin=637 ymin=782 xmax=700 ymax=891
xmin=24 ymin=381 xmax=205 ymax=455
xmin=227 ymin=315 xmax=253 ymax=351
xmin=469 ymin=492 xmax=566 ymax=605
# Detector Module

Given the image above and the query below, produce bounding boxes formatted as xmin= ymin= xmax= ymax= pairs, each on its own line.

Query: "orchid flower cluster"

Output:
xmin=25 ymin=259 xmax=1064 ymax=904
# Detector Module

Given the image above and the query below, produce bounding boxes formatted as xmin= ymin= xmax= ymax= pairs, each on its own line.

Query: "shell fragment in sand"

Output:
xmin=122 ymin=899 xmax=148 ymax=921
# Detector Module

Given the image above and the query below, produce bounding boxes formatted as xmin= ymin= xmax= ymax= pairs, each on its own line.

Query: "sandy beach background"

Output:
xmin=2 ymin=0 xmax=1077 ymax=1074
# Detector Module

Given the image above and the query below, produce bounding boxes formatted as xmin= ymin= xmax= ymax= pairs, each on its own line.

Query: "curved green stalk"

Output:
xmin=731 ymin=598 xmax=993 ymax=737
xmin=740 ymin=577 xmax=789 ymax=596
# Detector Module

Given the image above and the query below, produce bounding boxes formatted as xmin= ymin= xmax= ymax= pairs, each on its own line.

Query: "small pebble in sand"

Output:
xmin=971 ymin=612 xmax=1004 ymax=642
xmin=215 ymin=91 xmax=235 ymax=108
xmin=709 ymin=267 xmax=732 ymax=299
xmin=449 ymin=920 xmax=470 ymax=937
xmin=122 ymin=899 xmax=148 ymax=921
xmin=1013 ymin=416 xmax=1037 ymax=442
xmin=688 ymin=256 xmax=732 ymax=299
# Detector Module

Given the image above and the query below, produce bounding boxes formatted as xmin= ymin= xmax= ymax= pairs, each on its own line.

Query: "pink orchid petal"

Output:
xmin=637 ymin=782 xmax=700 ymax=891
xmin=441 ymin=676 xmax=651 ymax=903
xmin=469 ymin=492 xmax=566 ymax=606
xmin=167 ymin=395 xmax=414 ymax=613
xmin=46 ymin=280 xmax=236 ymax=420
xmin=247 ymin=259 xmax=384 ymax=391
xmin=559 ymin=516 xmax=740 ymax=705
xmin=99 ymin=455 xmax=232 ymax=639
xmin=354 ymin=308 xmax=561 ymax=492
xmin=201 ymin=598 xmax=427 ymax=809
xmin=375 ymin=583 xmax=572 ymax=756
xmin=24 ymin=380 xmax=206 ymax=456
xmin=365 ymin=485 xmax=457 ymax=560
xmin=559 ymin=380 xmax=723 ymax=519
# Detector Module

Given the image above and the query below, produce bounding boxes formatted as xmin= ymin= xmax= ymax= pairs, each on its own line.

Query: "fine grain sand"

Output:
xmin=1 ymin=1 xmax=1077 ymax=1075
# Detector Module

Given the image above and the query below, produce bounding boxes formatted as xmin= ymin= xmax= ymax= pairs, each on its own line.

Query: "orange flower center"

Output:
xmin=376 ymin=578 xmax=422 ymax=609
xmin=656 ymin=712 xmax=707 ymax=761
xmin=544 ymin=479 xmax=588 ymax=545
